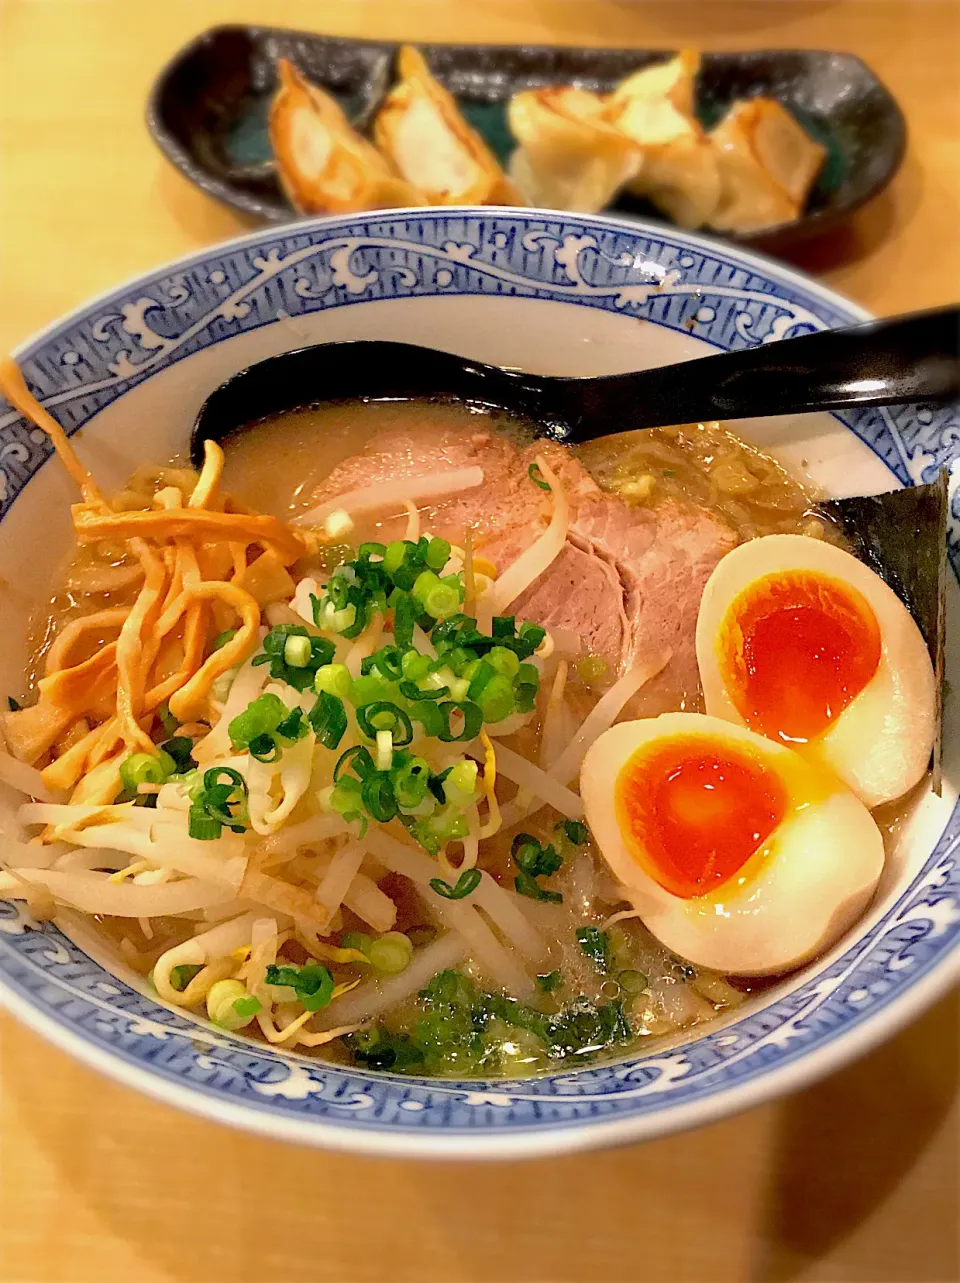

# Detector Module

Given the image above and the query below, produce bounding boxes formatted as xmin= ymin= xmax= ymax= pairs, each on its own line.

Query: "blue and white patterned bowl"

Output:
xmin=0 ymin=209 xmax=957 ymax=1158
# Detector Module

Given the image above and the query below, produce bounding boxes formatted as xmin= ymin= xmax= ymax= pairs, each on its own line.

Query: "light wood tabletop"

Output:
xmin=0 ymin=4 xmax=958 ymax=1282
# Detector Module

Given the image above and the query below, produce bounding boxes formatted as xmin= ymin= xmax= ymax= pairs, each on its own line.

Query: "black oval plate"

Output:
xmin=146 ymin=24 xmax=906 ymax=255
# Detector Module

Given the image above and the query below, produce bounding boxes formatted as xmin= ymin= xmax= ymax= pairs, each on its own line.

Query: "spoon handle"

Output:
xmin=558 ymin=305 xmax=960 ymax=441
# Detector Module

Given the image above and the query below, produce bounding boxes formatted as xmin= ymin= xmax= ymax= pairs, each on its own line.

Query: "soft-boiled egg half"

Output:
xmin=581 ymin=713 xmax=884 ymax=974
xmin=696 ymin=534 xmax=935 ymax=808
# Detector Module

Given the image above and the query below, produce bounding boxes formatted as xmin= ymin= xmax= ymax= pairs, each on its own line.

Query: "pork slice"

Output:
xmin=306 ymin=424 xmax=540 ymax=552
xmin=310 ymin=426 xmax=736 ymax=701
xmin=518 ymin=442 xmax=737 ymax=700
xmin=510 ymin=539 xmax=629 ymax=662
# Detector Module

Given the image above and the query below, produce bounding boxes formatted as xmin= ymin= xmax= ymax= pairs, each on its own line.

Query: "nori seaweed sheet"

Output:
xmin=817 ymin=469 xmax=947 ymax=793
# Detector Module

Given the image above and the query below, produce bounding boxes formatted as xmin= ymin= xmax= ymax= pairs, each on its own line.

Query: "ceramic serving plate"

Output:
xmin=146 ymin=26 xmax=907 ymax=255
xmin=0 ymin=210 xmax=956 ymax=1158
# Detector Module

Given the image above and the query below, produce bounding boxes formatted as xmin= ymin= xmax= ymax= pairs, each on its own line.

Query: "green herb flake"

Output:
xmin=536 ymin=970 xmax=563 ymax=994
xmin=170 ymin=963 xmax=203 ymax=992
xmin=576 ymin=926 xmax=611 ymax=973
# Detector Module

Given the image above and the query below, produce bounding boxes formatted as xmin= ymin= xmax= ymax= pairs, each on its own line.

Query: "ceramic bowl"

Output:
xmin=0 ymin=209 xmax=957 ymax=1158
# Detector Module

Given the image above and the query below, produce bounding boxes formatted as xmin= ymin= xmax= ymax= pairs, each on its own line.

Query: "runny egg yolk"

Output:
xmin=716 ymin=570 xmax=882 ymax=745
xmin=615 ymin=736 xmax=787 ymax=899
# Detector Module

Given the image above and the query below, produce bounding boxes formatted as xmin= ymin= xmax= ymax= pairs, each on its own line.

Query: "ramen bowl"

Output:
xmin=0 ymin=209 xmax=957 ymax=1158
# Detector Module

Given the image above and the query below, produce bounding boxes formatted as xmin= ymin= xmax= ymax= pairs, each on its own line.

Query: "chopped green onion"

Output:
xmin=427 ymin=766 xmax=452 ymax=806
xmin=369 ymin=644 xmax=404 ymax=682
xmin=327 ymin=574 xmax=350 ymax=609
xmin=384 ymin=541 xmax=407 ymax=575
xmin=207 ymin=979 xmax=260 ymax=1030
xmin=562 ymin=819 xmax=589 ymax=845
xmin=188 ymin=806 xmax=222 ymax=841
xmin=333 ymin=745 xmax=375 ymax=781
xmin=368 ymin=932 xmax=413 ymax=974
xmin=199 ymin=767 xmax=248 ymax=827
xmin=528 ymin=462 xmax=551 ymax=491
xmin=248 ymin=733 xmax=280 ymax=763
xmin=158 ymin=704 xmax=179 ymax=738
xmin=160 ymin=736 xmax=196 ymax=774
xmin=170 ymin=963 xmax=203 ymax=992
xmin=375 ymin=729 xmax=394 ymax=773
xmin=443 ymin=759 xmax=478 ymax=808
xmin=431 ymin=613 xmax=470 ymax=648
xmin=536 ymin=970 xmax=563 ymax=993
xmin=393 ymin=592 xmax=417 ymax=648
xmin=436 ymin=701 xmax=483 ymax=743
xmin=618 ymin=969 xmax=648 ymax=996
xmin=119 ymin=749 xmax=176 ymax=794
xmin=361 ymin=772 xmax=398 ymax=822
xmin=515 ymin=870 xmax=563 ymax=903
xmin=486 ymin=646 xmax=520 ymax=678
xmin=331 ymin=777 xmax=363 ymax=816
xmin=212 ymin=629 xmax=237 ymax=651
xmin=308 ymin=691 xmax=348 ymax=750
xmin=475 ymin=673 xmax=514 ymax=723
xmin=410 ymin=699 xmax=445 ymax=738
xmin=264 ymin=963 xmax=334 ymax=1011
xmin=429 ymin=868 xmax=482 ymax=900
xmin=466 ymin=660 xmax=495 ymax=701
xmin=446 ymin=676 xmax=468 ymax=702
xmin=283 ymin=634 xmax=312 ymax=668
xmin=576 ymin=655 xmax=608 ymax=686
xmin=276 ymin=707 xmax=307 ymax=742
xmin=232 ymin=994 xmax=262 ymax=1020
xmin=331 ymin=603 xmax=358 ymax=634
xmin=392 ymin=756 xmax=431 ymax=810
xmin=400 ymin=649 xmax=432 ymax=682
xmin=228 ymin=692 xmax=286 ymax=751
xmin=424 ymin=537 xmax=451 ymax=571
xmin=424 ymin=583 xmax=461 ymax=620
xmin=444 ymin=646 xmax=476 ymax=675
xmin=514 ymin=625 xmax=546 ymax=659
xmin=577 ymin=926 xmax=611 ymax=973
xmin=356 ymin=701 xmax=413 ymax=746
xmin=399 ymin=679 xmax=449 ymax=702
xmin=358 ymin=541 xmax=387 ymax=561
xmin=427 ymin=804 xmax=470 ymax=841
xmin=412 ymin=569 xmax=441 ymax=606
xmin=514 ymin=683 xmax=538 ymax=714
xmin=340 ymin=931 xmax=373 ymax=956
xmin=314 ymin=663 xmax=352 ymax=699
xmin=253 ymin=625 xmax=336 ymax=690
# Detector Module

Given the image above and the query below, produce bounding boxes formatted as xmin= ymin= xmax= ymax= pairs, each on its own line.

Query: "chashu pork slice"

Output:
xmin=306 ymin=424 xmax=735 ymax=707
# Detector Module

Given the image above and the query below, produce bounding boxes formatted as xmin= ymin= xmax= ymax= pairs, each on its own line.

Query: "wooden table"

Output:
xmin=0 ymin=4 xmax=957 ymax=1281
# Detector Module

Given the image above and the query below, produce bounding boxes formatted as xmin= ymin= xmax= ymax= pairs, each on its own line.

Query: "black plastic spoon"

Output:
xmin=191 ymin=304 xmax=960 ymax=464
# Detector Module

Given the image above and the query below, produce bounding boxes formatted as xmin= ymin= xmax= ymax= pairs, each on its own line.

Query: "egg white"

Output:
xmin=696 ymin=534 xmax=935 ymax=808
xmin=580 ymin=713 xmax=884 ymax=975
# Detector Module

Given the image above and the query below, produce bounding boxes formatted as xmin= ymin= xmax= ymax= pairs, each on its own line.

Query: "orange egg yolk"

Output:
xmin=717 ymin=570 xmax=882 ymax=744
xmin=615 ymin=736 xmax=787 ymax=899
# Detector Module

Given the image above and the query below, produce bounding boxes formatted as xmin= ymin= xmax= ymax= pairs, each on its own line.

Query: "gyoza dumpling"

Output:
xmin=508 ymin=86 xmax=642 ymax=213
xmin=605 ymin=52 xmax=721 ymax=229
xmin=269 ymin=59 xmax=420 ymax=215
xmin=374 ymin=46 xmax=522 ymax=205
xmin=707 ymin=98 xmax=827 ymax=233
